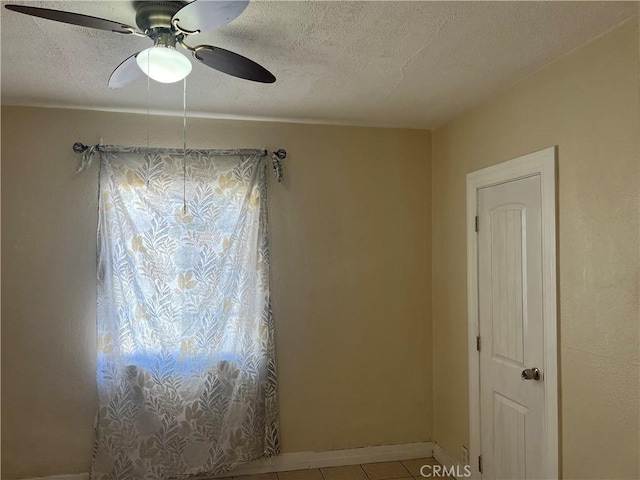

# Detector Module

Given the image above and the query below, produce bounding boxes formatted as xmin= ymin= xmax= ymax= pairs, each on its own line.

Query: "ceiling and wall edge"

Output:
xmin=0 ymin=102 xmax=431 ymax=131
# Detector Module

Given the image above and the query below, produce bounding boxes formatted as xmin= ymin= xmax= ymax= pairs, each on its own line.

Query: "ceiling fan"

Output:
xmin=4 ymin=1 xmax=276 ymax=88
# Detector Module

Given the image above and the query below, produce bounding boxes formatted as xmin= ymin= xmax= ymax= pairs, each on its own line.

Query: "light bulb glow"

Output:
xmin=136 ymin=46 xmax=192 ymax=84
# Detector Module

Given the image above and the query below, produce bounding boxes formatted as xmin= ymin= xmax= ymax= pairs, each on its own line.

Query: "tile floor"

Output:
xmin=227 ymin=458 xmax=450 ymax=480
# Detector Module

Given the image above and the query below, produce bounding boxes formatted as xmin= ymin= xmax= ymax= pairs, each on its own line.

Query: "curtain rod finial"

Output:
xmin=273 ymin=149 xmax=286 ymax=160
xmin=73 ymin=142 xmax=88 ymax=154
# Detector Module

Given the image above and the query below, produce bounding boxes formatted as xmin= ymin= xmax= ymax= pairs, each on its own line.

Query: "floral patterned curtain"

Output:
xmin=91 ymin=148 xmax=279 ymax=480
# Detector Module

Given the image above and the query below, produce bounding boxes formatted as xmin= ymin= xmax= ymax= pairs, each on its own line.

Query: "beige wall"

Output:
xmin=1 ymin=107 xmax=433 ymax=479
xmin=431 ymin=19 xmax=639 ymax=479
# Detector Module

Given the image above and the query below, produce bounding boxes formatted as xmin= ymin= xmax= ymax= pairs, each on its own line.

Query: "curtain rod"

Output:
xmin=72 ymin=142 xmax=286 ymax=160
xmin=72 ymin=142 xmax=287 ymax=182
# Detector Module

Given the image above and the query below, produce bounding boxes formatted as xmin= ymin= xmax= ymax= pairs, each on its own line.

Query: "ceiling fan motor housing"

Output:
xmin=134 ymin=1 xmax=188 ymax=31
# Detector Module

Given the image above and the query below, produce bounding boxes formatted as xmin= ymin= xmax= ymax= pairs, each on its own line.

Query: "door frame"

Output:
xmin=466 ymin=147 xmax=558 ymax=479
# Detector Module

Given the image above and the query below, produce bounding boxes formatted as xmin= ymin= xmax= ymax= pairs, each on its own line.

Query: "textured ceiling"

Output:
xmin=1 ymin=1 xmax=637 ymax=129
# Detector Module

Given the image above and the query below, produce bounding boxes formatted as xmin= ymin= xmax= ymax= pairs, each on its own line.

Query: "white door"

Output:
xmin=477 ymin=175 xmax=546 ymax=479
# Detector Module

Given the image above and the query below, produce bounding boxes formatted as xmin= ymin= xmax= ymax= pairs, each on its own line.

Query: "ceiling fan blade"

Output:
xmin=193 ymin=46 xmax=275 ymax=83
xmin=109 ymin=53 xmax=145 ymax=89
xmin=172 ymin=0 xmax=249 ymax=33
xmin=4 ymin=4 xmax=141 ymax=34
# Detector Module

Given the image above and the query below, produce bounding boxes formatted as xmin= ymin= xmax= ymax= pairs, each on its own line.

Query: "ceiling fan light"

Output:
xmin=136 ymin=46 xmax=192 ymax=84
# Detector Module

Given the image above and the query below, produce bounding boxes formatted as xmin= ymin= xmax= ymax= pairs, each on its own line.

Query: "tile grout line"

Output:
xmin=360 ymin=463 xmax=373 ymax=480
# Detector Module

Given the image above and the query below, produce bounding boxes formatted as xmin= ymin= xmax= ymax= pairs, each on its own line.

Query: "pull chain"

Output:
xmin=147 ymin=49 xmax=150 ymax=151
xmin=146 ymin=49 xmax=151 ymax=186
xmin=182 ymin=76 xmax=188 ymax=214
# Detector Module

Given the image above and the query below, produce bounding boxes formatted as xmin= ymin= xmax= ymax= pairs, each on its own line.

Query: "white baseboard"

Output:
xmin=222 ymin=442 xmax=435 ymax=477
xmin=432 ymin=444 xmax=468 ymax=480
xmin=19 ymin=442 xmax=435 ymax=480
xmin=20 ymin=475 xmax=89 ymax=480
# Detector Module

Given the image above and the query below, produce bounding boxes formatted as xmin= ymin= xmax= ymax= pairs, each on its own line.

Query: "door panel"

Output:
xmin=478 ymin=175 xmax=545 ymax=480
xmin=490 ymin=205 xmax=525 ymax=365
xmin=493 ymin=392 xmax=526 ymax=480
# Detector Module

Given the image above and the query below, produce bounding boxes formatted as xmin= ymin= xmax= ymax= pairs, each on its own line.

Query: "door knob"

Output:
xmin=521 ymin=367 xmax=541 ymax=381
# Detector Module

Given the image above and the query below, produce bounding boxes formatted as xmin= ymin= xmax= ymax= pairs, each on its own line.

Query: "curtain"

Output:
xmin=91 ymin=148 xmax=279 ymax=480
